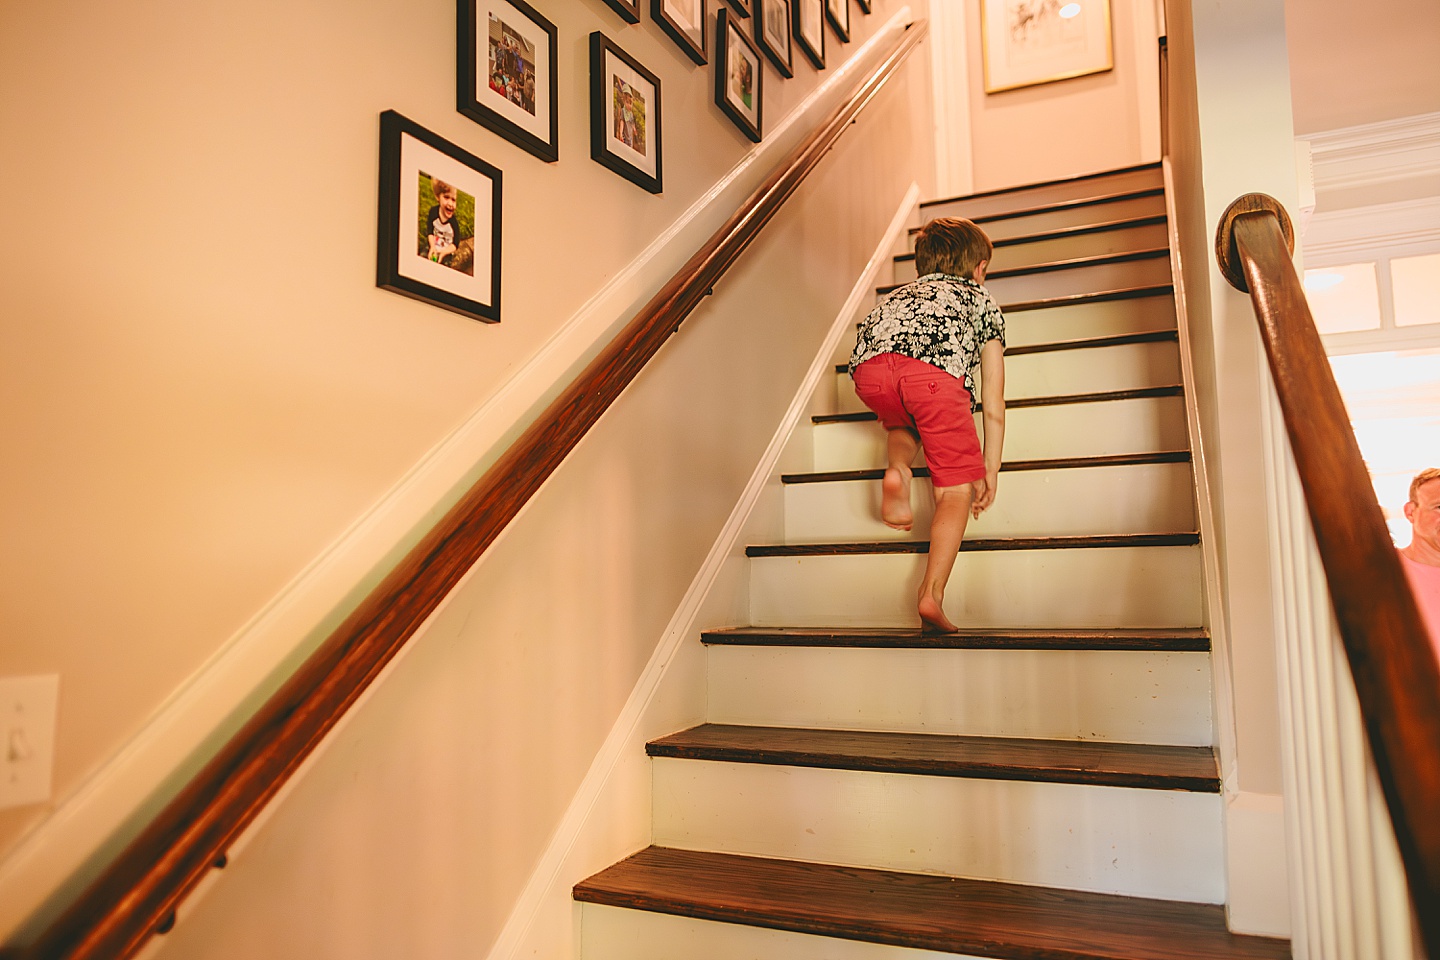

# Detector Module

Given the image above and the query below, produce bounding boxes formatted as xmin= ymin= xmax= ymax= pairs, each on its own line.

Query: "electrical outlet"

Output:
xmin=0 ymin=675 xmax=59 ymax=810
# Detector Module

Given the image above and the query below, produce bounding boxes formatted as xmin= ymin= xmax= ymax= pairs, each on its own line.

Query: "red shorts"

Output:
xmin=851 ymin=353 xmax=985 ymax=487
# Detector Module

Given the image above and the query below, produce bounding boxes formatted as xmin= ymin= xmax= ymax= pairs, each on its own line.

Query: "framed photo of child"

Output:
xmin=793 ymin=0 xmax=825 ymax=69
xmin=376 ymin=110 xmax=503 ymax=323
xmin=589 ymin=32 xmax=663 ymax=194
xmin=754 ymin=0 xmax=793 ymax=78
xmin=458 ymin=0 xmax=559 ymax=162
xmin=714 ymin=10 xmax=763 ymax=142
xmin=652 ymin=0 xmax=707 ymax=65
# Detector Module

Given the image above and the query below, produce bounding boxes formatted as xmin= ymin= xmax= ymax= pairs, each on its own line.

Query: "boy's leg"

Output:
xmin=882 ymin=427 xmax=919 ymax=531
xmin=917 ymin=481 xmax=976 ymax=633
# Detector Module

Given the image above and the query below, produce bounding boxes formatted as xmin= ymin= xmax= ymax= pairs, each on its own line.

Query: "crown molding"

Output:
xmin=1301 ymin=111 xmax=1440 ymax=195
xmin=1301 ymin=195 xmax=1440 ymax=263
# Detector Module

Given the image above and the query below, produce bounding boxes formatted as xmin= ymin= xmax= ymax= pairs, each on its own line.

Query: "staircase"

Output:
xmin=572 ymin=164 xmax=1291 ymax=958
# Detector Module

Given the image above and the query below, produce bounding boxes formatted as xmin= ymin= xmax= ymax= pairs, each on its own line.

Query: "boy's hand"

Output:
xmin=972 ymin=470 xmax=998 ymax=518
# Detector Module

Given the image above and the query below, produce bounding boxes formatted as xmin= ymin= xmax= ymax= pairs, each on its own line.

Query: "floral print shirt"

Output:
xmin=848 ymin=273 xmax=1006 ymax=411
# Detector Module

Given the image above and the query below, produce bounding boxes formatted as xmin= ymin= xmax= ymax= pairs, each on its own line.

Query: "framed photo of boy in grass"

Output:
xmin=377 ymin=110 xmax=503 ymax=323
xmin=980 ymin=0 xmax=1113 ymax=93
xmin=652 ymin=0 xmax=707 ymax=65
xmin=589 ymin=32 xmax=663 ymax=194
xmin=755 ymin=0 xmax=793 ymax=78
xmin=458 ymin=0 xmax=559 ymax=162
xmin=715 ymin=10 xmax=763 ymax=142
xmin=794 ymin=0 xmax=825 ymax=69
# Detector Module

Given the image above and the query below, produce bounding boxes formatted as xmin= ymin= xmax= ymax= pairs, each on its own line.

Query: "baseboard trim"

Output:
xmin=481 ymin=181 xmax=923 ymax=960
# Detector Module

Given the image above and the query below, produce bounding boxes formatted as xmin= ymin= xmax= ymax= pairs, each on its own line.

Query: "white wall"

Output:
xmin=0 ymin=0 xmax=934 ymax=948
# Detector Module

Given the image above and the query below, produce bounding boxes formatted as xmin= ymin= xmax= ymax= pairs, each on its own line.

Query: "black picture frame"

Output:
xmin=589 ymin=32 xmax=664 ymax=194
xmin=754 ymin=0 xmax=793 ymax=77
xmin=794 ymin=0 xmax=825 ymax=68
xmin=726 ymin=0 xmax=752 ymax=16
xmin=598 ymin=0 xmax=641 ymax=23
xmin=714 ymin=9 xmax=763 ymax=142
xmin=652 ymin=0 xmax=708 ymax=65
xmin=856 ymin=0 xmax=870 ymax=12
xmin=457 ymin=0 xmax=559 ymax=163
xmin=825 ymin=0 xmax=850 ymax=43
xmin=377 ymin=110 xmax=503 ymax=323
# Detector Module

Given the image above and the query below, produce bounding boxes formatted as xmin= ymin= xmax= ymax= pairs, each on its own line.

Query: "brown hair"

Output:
xmin=1410 ymin=467 xmax=1440 ymax=503
xmin=914 ymin=217 xmax=993 ymax=279
xmin=430 ymin=177 xmax=457 ymax=200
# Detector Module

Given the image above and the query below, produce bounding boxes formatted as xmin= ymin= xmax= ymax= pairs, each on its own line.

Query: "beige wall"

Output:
xmin=0 ymin=0 xmax=932 ymax=935
xmin=962 ymin=0 xmax=1161 ymax=192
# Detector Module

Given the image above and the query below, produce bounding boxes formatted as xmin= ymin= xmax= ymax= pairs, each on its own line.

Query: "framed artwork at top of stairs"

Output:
xmin=980 ymin=0 xmax=1114 ymax=93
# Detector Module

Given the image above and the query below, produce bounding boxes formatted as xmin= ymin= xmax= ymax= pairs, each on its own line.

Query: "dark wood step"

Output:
xmin=900 ymin=213 xmax=1169 ymax=256
xmin=968 ymin=186 xmax=1167 ymax=226
xmin=745 ymin=531 xmax=1200 ymax=558
xmin=879 ymin=248 xmax=1170 ymax=295
xmin=648 ymin=724 xmax=1220 ymax=791
xmin=702 ymin=625 xmax=1211 ymax=651
xmin=918 ymin=161 xmax=1162 ymax=209
xmin=811 ymin=385 xmax=1184 ymax=423
xmin=835 ymin=330 xmax=1179 ymax=373
xmin=574 ymin=847 xmax=1291 ymax=959
xmin=783 ymin=450 xmax=1193 ymax=484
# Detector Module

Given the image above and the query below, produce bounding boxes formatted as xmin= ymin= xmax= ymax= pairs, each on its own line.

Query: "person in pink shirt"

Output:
xmin=1398 ymin=467 xmax=1440 ymax=660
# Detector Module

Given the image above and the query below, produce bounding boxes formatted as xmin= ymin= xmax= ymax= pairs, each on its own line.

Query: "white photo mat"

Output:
xmin=397 ymin=133 xmax=495 ymax=304
xmin=475 ymin=0 xmax=553 ymax=142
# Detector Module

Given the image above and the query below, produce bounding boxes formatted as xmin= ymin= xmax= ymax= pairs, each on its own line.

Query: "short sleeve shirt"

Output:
xmin=848 ymin=273 xmax=1006 ymax=411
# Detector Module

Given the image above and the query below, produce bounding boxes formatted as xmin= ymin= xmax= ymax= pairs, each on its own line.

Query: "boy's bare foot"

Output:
xmin=918 ymin=592 xmax=958 ymax=633
xmin=881 ymin=466 xmax=913 ymax=531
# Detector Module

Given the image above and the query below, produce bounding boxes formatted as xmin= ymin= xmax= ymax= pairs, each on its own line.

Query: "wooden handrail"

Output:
xmin=1215 ymin=194 xmax=1440 ymax=959
xmin=16 ymin=20 xmax=930 ymax=960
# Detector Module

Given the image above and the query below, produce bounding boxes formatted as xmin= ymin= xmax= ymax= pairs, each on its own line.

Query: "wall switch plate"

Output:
xmin=0 ymin=675 xmax=59 ymax=810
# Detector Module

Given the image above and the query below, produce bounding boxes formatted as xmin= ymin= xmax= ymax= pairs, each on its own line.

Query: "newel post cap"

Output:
xmin=1214 ymin=193 xmax=1294 ymax=292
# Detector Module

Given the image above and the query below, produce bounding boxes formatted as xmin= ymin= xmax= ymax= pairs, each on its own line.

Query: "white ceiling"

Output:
xmin=1285 ymin=0 xmax=1440 ymax=134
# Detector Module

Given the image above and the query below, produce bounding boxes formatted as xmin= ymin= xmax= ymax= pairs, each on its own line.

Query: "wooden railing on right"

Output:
xmin=1216 ymin=194 xmax=1440 ymax=959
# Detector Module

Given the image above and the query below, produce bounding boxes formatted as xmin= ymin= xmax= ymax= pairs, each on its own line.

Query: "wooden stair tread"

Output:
xmin=745 ymin=531 xmax=1200 ymax=558
xmin=647 ymin=724 xmax=1219 ymax=790
xmin=702 ymin=625 xmax=1210 ymax=651
xmin=968 ymin=186 xmax=1167 ymax=225
xmin=879 ymin=248 xmax=1170 ymax=294
xmin=574 ymin=847 xmax=1290 ymax=959
xmin=835 ymin=331 xmax=1179 ymax=373
xmin=917 ymin=161 xmax=1162 ymax=209
xmin=812 ymin=385 xmax=1184 ymax=423
xmin=783 ymin=451 xmax=1192 ymax=484
xmin=899 ymin=213 xmax=1169 ymax=255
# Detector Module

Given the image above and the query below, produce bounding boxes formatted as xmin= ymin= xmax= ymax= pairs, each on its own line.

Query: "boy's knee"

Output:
xmin=932 ymin=482 xmax=976 ymax=506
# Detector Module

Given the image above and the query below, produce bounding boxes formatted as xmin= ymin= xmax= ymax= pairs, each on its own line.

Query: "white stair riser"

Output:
xmin=652 ymin=760 xmax=1225 ymax=902
xmin=707 ymin=646 xmax=1213 ymax=744
xmin=982 ymin=256 xmax=1172 ymax=304
xmin=919 ymin=167 xmax=1164 ymax=221
xmin=835 ymin=341 xmax=1182 ymax=412
xmin=974 ymin=194 xmax=1168 ymax=242
xmin=1002 ymin=294 xmax=1176 ymax=347
xmin=748 ymin=546 xmax=1204 ymax=628
xmin=812 ymin=396 xmax=1191 ymax=470
xmin=784 ymin=462 xmax=1197 ymax=541
xmin=582 ymin=904 xmax=979 ymax=960
xmin=892 ymin=221 xmax=1171 ymax=284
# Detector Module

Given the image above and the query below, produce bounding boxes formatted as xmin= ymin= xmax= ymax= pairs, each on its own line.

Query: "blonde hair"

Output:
xmin=914 ymin=217 xmax=993 ymax=279
xmin=1410 ymin=467 xmax=1440 ymax=503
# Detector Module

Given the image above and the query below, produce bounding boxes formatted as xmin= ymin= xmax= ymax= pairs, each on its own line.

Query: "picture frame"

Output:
xmin=377 ymin=110 xmax=502 ymax=323
xmin=980 ymin=0 xmax=1114 ymax=93
xmin=714 ymin=9 xmax=763 ymax=142
xmin=793 ymin=0 xmax=825 ymax=68
xmin=754 ymin=0 xmax=794 ymax=77
xmin=725 ymin=0 xmax=752 ymax=16
xmin=597 ymin=0 xmax=641 ymax=23
xmin=652 ymin=0 xmax=708 ymax=65
xmin=825 ymin=0 xmax=849 ymax=43
xmin=458 ymin=0 xmax=559 ymax=163
xmin=855 ymin=0 xmax=870 ymax=12
xmin=589 ymin=32 xmax=664 ymax=193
